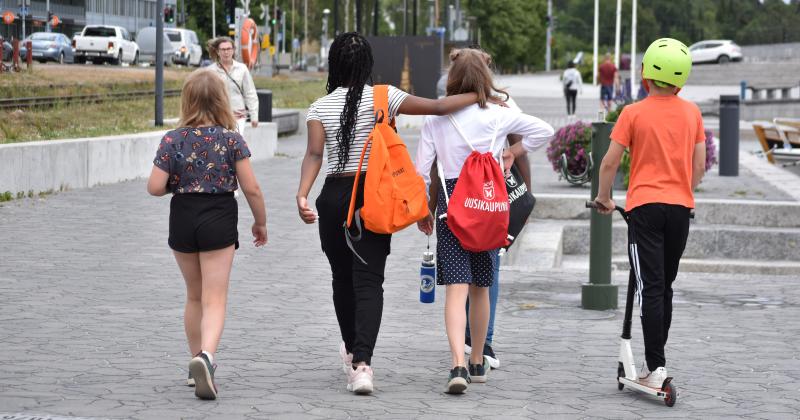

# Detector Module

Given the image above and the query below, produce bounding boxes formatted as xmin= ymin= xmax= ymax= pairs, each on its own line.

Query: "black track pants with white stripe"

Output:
xmin=627 ymin=203 xmax=691 ymax=371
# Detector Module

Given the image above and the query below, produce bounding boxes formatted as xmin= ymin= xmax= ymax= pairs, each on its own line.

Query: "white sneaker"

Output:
xmin=347 ymin=365 xmax=374 ymax=394
xmin=637 ymin=363 xmax=668 ymax=389
xmin=339 ymin=342 xmax=353 ymax=375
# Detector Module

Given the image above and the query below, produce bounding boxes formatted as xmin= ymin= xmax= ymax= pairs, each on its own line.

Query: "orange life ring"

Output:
xmin=240 ymin=18 xmax=259 ymax=69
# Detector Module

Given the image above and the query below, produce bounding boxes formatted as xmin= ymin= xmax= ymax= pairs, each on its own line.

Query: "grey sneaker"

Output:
xmin=445 ymin=366 xmax=470 ymax=394
xmin=189 ymin=352 xmax=218 ymax=400
xmin=468 ymin=357 xmax=490 ymax=383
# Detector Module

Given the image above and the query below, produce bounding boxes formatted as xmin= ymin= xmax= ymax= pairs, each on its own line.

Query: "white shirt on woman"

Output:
xmin=562 ymin=67 xmax=584 ymax=93
xmin=415 ymin=103 xmax=554 ymax=188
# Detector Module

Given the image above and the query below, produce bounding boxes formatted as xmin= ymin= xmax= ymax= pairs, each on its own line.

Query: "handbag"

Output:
xmin=503 ymin=162 xmax=536 ymax=251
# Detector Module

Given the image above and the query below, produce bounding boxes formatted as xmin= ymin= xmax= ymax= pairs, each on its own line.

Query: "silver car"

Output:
xmin=20 ymin=32 xmax=74 ymax=64
xmin=165 ymin=29 xmax=202 ymax=66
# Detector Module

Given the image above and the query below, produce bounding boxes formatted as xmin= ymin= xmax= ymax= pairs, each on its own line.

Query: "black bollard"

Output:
xmin=257 ymin=90 xmax=273 ymax=123
xmin=719 ymin=95 xmax=740 ymax=176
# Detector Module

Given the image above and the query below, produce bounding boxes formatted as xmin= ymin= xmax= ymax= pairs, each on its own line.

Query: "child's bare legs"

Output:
xmin=467 ymin=285 xmax=490 ymax=365
xmin=197 ymin=245 xmax=235 ymax=354
xmin=174 ymin=251 xmax=203 ymax=355
xmin=445 ymin=284 xmax=470 ymax=367
xmin=173 ymin=245 xmax=234 ymax=356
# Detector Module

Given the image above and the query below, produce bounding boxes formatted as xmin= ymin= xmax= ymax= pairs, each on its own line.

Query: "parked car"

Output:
xmin=165 ymin=28 xmax=202 ymax=66
xmin=1 ymin=39 xmax=12 ymax=62
xmin=136 ymin=27 xmax=176 ymax=66
xmin=689 ymin=40 xmax=742 ymax=64
xmin=72 ymin=25 xmax=139 ymax=65
xmin=19 ymin=32 xmax=74 ymax=64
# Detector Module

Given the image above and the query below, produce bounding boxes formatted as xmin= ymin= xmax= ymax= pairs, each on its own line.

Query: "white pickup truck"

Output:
xmin=72 ymin=25 xmax=139 ymax=65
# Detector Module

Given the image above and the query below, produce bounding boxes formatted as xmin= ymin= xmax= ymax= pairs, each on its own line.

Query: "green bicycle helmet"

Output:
xmin=641 ymin=38 xmax=692 ymax=88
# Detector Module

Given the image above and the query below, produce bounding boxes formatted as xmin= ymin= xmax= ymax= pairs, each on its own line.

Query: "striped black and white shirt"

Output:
xmin=306 ymin=85 xmax=409 ymax=175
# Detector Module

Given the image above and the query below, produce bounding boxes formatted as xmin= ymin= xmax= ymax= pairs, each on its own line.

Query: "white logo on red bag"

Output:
xmin=483 ymin=181 xmax=495 ymax=200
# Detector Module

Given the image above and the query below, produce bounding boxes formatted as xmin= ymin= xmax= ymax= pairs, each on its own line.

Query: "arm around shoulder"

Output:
xmin=397 ymin=92 xmax=478 ymax=116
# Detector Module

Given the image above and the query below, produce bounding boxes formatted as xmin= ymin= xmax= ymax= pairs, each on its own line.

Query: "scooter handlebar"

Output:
xmin=585 ymin=200 xmax=695 ymax=219
xmin=585 ymin=200 xmax=627 ymax=216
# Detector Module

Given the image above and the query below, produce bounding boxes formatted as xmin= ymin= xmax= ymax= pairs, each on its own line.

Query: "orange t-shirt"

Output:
xmin=610 ymin=95 xmax=705 ymax=211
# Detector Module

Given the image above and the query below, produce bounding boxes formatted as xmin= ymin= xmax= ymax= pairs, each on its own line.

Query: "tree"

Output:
xmin=467 ymin=0 xmax=547 ymax=72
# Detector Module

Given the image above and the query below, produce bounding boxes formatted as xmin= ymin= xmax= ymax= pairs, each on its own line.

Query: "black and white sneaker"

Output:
xmin=445 ymin=366 xmax=470 ymax=394
xmin=468 ymin=357 xmax=490 ymax=383
xmin=189 ymin=352 xmax=218 ymax=400
xmin=483 ymin=343 xmax=500 ymax=369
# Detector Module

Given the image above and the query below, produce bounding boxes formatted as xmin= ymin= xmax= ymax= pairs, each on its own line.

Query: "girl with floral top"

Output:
xmin=147 ymin=69 xmax=267 ymax=400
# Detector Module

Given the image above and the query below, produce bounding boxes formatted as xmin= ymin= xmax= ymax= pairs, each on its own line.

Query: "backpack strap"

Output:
xmin=374 ymin=84 xmax=389 ymax=125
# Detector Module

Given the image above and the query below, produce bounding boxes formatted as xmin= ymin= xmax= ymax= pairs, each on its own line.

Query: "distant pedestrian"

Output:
xmin=598 ymin=53 xmax=620 ymax=113
xmin=562 ymin=61 xmax=583 ymax=117
xmin=207 ymin=37 xmax=259 ymax=133
xmin=297 ymin=32 xmax=500 ymax=395
xmin=147 ymin=69 xmax=268 ymax=400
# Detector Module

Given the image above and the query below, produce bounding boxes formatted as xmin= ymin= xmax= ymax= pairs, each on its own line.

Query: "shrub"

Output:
xmin=546 ymin=121 xmax=593 ymax=179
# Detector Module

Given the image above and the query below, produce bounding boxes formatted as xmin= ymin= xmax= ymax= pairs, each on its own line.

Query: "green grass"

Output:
xmin=0 ymin=97 xmax=182 ymax=143
xmin=253 ymin=77 xmax=326 ymax=109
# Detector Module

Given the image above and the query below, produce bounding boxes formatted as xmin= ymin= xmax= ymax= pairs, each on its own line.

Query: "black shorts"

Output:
xmin=169 ymin=192 xmax=239 ymax=253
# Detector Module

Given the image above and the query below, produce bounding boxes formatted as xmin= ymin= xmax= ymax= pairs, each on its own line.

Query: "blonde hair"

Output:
xmin=207 ymin=36 xmax=235 ymax=62
xmin=446 ymin=48 xmax=508 ymax=108
xmin=178 ymin=69 xmax=238 ymax=130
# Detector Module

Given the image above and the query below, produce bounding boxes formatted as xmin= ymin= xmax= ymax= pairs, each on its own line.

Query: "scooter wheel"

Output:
xmin=617 ymin=362 xmax=625 ymax=390
xmin=663 ymin=382 xmax=677 ymax=407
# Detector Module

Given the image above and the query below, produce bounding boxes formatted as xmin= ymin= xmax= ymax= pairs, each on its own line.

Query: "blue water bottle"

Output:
xmin=420 ymin=237 xmax=436 ymax=303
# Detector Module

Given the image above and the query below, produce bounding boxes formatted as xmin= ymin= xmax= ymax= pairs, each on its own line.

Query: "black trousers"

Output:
xmin=316 ymin=176 xmax=391 ymax=365
xmin=627 ymin=203 xmax=691 ymax=371
xmin=565 ymin=90 xmax=577 ymax=115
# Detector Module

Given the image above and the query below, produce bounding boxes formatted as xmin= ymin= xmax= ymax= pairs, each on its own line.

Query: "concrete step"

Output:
xmin=561 ymin=222 xmax=800 ymax=261
xmin=560 ymin=254 xmax=800 ymax=276
xmin=533 ymin=193 xmax=800 ymax=228
xmin=502 ymin=221 xmax=563 ymax=270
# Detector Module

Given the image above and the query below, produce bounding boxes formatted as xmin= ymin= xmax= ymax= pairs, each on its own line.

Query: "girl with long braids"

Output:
xmin=296 ymin=32 xmax=501 ymax=395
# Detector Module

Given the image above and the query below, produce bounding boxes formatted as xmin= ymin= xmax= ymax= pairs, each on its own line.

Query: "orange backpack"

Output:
xmin=345 ymin=85 xmax=429 ymax=252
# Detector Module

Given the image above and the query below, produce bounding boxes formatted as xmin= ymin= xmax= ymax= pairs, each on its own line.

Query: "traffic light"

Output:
xmin=47 ymin=10 xmax=52 ymax=23
xmin=271 ymin=8 xmax=281 ymax=26
xmin=164 ymin=6 xmax=174 ymax=23
xmin=226 ymin=0 xmax=236 ymax=24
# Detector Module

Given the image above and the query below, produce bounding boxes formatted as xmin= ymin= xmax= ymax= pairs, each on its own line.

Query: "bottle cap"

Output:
xmin=422 ymin=251 xmax=435 ymax=263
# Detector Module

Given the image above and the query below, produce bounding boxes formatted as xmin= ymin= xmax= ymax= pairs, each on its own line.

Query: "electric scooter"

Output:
xmin=586 ymin=200 xmax=679 ymax=407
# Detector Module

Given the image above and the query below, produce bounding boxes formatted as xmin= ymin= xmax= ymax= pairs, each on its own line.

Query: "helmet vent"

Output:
xmin=681 ymin=49 xmax=688 ymax=55
xmin=674 ymin=72 xmax=683 ymax=75
xmin=658 ymin=44 xmax=667 ymax=48
xmin=653 ymin=64 xmax=662 ymax=70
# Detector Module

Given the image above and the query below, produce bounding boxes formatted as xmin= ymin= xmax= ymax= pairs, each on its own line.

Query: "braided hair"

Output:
xmin=326 ymin=32 xmax=374 ymax=174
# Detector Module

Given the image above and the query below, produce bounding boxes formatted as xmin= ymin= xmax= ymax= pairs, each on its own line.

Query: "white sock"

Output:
xmin=201 ymin=350 xmax=215 ymax=365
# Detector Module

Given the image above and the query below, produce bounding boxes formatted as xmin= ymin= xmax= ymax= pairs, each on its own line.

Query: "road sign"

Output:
xmin=2 ymin=11 xmax=14 ymax=24
xmin=19 ymin=6 xmax=28 ymax=14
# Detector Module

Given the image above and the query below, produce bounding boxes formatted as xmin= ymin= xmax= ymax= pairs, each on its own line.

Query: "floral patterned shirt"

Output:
xmin=153 ymin=126 xmax=251 ymax=194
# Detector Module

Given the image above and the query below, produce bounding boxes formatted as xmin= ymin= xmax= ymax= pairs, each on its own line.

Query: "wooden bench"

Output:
xmin=752 ymin=121 xmax=800 ymax=165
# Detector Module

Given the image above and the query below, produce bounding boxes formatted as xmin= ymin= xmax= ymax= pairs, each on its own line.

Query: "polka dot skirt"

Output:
xmin=435 ymin=178 xmax=498 ymax=287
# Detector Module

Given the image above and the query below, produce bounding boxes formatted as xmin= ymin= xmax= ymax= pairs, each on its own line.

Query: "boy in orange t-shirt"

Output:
xmin=593 ymin=38 xmax=707 ymax=389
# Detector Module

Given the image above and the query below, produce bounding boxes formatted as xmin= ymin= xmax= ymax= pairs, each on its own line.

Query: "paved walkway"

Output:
xmin=1 ymin=125 xmax=799 ymax=419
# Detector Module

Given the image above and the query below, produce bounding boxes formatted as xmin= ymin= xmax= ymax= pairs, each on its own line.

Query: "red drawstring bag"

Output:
xmin=437 ymin=115 xmax=510 ymax=252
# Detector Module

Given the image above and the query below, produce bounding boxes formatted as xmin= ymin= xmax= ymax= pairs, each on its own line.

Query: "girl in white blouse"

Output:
xmin=415 ymin=48 xmax=554 ymax=394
